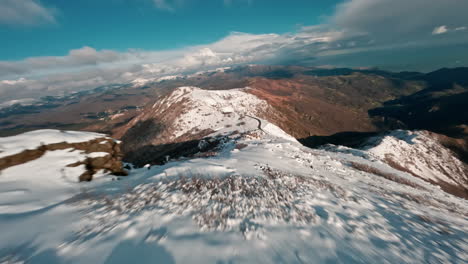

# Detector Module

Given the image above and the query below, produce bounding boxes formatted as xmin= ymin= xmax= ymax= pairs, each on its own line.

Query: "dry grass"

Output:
xmin=350 ymin=161 xmax=426 ymax=190
xmin=71 ymin=167 xmax=353 ymax=238
xmin=260 ymin=165 xmax=347 ymax=199
xmin=384 ymin=155 xmax=468 ymax=199
xmin=383 ymin=155 xmax=417 ymax=176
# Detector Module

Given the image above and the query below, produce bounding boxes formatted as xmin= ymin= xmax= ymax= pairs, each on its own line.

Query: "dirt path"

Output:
xmin=245 ymin=115 xmax=264 ymax=132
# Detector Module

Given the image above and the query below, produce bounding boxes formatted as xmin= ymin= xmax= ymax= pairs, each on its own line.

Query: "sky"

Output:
xmin=1 ymin=0 xmax=340 ymax=60
xmin=1 ymin=0 xmax=468 ymax=103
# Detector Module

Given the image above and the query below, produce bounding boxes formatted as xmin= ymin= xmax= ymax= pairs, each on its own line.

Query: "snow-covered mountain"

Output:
xmin=116 ymin=86 xmax=290 ymax=164
xmin=0 ymin=86 xmax=467 ymax=263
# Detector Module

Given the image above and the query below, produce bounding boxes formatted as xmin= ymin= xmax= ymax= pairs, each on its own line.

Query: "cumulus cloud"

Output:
xmin=0 ymin=46 xmax=123 ymax=77
xmin=0 ymin=31 xmax=327 ymax=101
xmin=0 ymin=0 xmax=57 ymax=25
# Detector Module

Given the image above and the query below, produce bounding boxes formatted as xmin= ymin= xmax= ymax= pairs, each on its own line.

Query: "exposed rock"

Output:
xmin=0 ymin=132 xmax=127 ymax=182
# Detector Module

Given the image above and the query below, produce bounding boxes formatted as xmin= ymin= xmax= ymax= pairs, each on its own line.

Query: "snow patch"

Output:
xmin=0 ymin=129 xmax=107 ymax=158
xmin=0 ymin=149 xmax=88 ymax=213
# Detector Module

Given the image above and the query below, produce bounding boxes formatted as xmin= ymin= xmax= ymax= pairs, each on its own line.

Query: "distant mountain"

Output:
xmin=419 ymin=67 xmax=468 ymax=87
xmin=369 ymin=67 xmax=468 ymax=138
xmin=1 ymin=65 xmax=466 ymax=158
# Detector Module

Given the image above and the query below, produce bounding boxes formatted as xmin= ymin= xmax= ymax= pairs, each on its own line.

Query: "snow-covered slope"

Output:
xmin=1 ymin=128 xmax=467 ymax=263
xmin=365 ymin=130 xmax=468 ymax=189
xmin=0 ymin=130 xmax=126 ymax=214
xmin=118 ymin=86 xmax=293 ymax=155
xmin=157 ymin=86 xmax=272 ymax=138
xmin=0 ymin=129 xmax=108 ymax=159
xmin=325 ymin=130 xmax=468 ymax=198
xmin=0 ymin=148 xmax=104 ymax=214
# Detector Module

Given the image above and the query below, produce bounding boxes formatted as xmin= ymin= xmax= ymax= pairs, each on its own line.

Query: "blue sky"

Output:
xmin=0 ymin=0 xmax=340 ymax=60
xmin=0 ymin=0 xmax=467 ymax=103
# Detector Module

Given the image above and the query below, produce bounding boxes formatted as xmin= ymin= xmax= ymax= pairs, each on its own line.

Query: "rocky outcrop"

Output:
xmin=65 ymin=138 xmax=128 ymax=181
xmin=0 ymin=133 xmax=127 ymax=181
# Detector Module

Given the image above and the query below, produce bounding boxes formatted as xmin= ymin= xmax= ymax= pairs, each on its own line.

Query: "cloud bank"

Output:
xmin=1 ymin=0 xmax=468 ymax=102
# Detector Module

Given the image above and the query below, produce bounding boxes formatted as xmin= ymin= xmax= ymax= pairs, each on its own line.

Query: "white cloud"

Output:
xmin=432 ymin=25 xmax=448 ymax=35
xmin=0 ymin=77 xmax=28 ymax=85
xmin=333 ymin=0 xmax=468 ymax=42
xmin=432 ymin=25 xmax=468 ymax=35
xmin=0 ymin=46 xmax=123 ymax=77
xmin=0 ymin=0 xmax=57 ymax=25
xmin=0 ymin=31 xmax=335 ymax=101
xmin=0 ymin=97 xmax=37 ymax=109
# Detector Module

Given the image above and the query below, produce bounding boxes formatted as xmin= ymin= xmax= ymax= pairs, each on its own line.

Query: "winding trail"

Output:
xmin=245 ymin=115 xmax=264 ymax=132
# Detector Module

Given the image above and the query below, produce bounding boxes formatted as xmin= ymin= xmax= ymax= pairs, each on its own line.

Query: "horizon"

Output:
xmin=1 ymin=0 xmax=468 ymax=103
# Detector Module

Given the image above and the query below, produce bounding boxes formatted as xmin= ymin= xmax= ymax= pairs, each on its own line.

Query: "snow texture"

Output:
xmin=157 ymin=86 xmax=291 ymax=141
xmin=364 ymin=130 xmax=467 ymax=188
xmin=325 ymin=130 xmax=468 ymax=190
xmin=0 ymin=129 xmax=467 ymax=263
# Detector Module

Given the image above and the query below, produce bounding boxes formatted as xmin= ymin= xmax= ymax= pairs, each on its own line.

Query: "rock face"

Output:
xmin=64 ymin=138 xmax=128 ymax=181
xmin=0 ymin=129 xmax=127 ymax=181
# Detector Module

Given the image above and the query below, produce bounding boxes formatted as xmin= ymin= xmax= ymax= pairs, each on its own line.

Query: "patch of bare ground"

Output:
xmin=350 ymin=161 xmax=426 ymax=190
